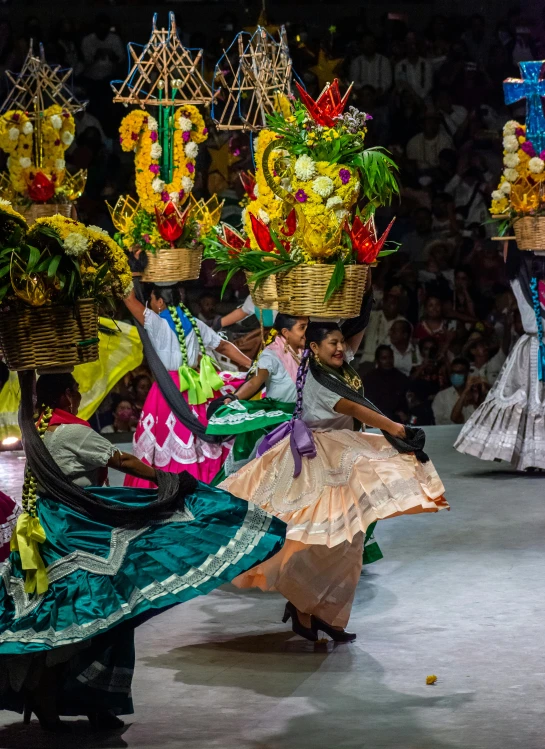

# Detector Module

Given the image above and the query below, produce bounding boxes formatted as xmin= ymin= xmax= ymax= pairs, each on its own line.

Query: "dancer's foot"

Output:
xmin=24 ymin=702 xmax=68 ymax=732
xmin=282 ymin=602 xmax=317 ymax=641
xmin=88 ymin=711 xmax=125 ymax=730
xmin=311 ymin=616 xmax=357 ymax=643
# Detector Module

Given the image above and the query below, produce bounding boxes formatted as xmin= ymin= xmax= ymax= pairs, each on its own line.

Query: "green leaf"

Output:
xmin=0 ymin=264 xmax=10 ymax=279
xmin=47 ymin=254 xmax=62 ymax=278
xmin=25 ymin=244 xmax=40 ymax=272
xmin=0 ymin=282 xmax=9 ymax=301
xmin=324 ymin=259 xmax=345 ymax=302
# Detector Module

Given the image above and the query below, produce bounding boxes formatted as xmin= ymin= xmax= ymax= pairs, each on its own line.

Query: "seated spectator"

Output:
xmin=466 ymin=338 xmax=506 ymax=386
xmin=197 ymin=292 xmax=220 ymax=327
xmin=443 ymin=266 xmax=478 ymax=327
xmin=461 ymin=13 xmax=491 ymax=67
xmin=410 ymin=337 xmax=448 ymax=397
xmin=406 ymin=113 xmax=454 ymax=173
xmin=361 ymin=345 xmax=408 ymax=420
xmin=406 ymin=379 xmax=436 ymax=426
xmin=387 ymin=319 xmax=422 ymax=376
xmin=414 ymin=295 xmax=452 ymax=345
xmin=445 ymin=166 xmax=490 ymax=230
xmin=360 ymin=292 xmax=407 ymax=365
xmin=394 ymin=32 xmax=434 ymax=100
xmin=358 ymin=85 xmax=390 ymax=145
xmin=418 ymin=241 xmax=455 ymax=300
xmin=433 ymin=88 xmax=468 ymax=143
xmin=432 ymin=357 xmax=477 ymax=425
xmin=100 ymin=397 xmax=138 ymax=434
xmin=350 ymin=33 xmax=393 ymax=96
xmin=431 ymin=192 xmax=458 ymax=236
xmin=131 ymin=373 xmax=152 ymax=419
xmin=400 ymin=207 xmax=434 ymax=264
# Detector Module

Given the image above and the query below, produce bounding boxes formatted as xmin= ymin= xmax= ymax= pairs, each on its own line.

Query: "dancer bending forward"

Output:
xmin=221 ymin=321 xmax=448 ymax=642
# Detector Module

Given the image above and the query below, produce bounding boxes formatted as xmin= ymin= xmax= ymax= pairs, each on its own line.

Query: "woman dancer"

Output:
xmin=0 ymin=371 xmax=284 ymax=731
xmin=207 ymin=314 xmax=308 ymax=480
xmin=455 ymin=245 xmax=545 ymax=470
xmin=123 ymin=286 xmax=251 ymax=486
xmin=0 ymin=491 xmax=19 ymax=563
xmin=221 ymin=321 xmax=447 ymax=642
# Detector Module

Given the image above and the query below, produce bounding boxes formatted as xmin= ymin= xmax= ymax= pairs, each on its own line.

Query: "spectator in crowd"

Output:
xmin=443 ymin=267 xmax=478 ymax=327
xmin=395 ymin=32 xmax=434 ymax=101
xmin=418 ymin=240 xmax=456 ymax=300
xmin=131 ymin=374 xmax=152 ymax=419
xmin=400 ymin=207 xmax=435 ymax=265
xmin=432 ymin=357 xmax=477 ymax=425
xmin=430 ymin=192 xmax=458 ymax=236
xmin=197 ymin=292 xmax=220 ymax=327
xmin=405 ymin=379 xmax=435 ymax=426
xmin=52 ymin=19 xmax=83 ymax=76
xmin=411 ymin=337 xmax=448 ymax=397
xmin=466 ymin=337 xmax=506 ymax=386
xmin=406 ymin=112 xmax=454 ymax=173
xmin=360 ymin=292 xmax=407 ymax=365
xmin=358 ymin=85 xmax=390 ymax=145
xmin=361 ymin=345 xmax=408 ymax=420
xmin=350 ymin=33 xmax=392 ymax=96
xmin=414 ymin=295 xmax=452 ymax=344
xmin=433 ymin=88 xmax=468 ymax=144
xmin=100 ymin=397 xmax=138 ymax=434
xmin=445 ymin=166 xmax=490 ymax=231
xmin=81 ymin=14 xmax=124 ymax=84
xmin=461 ymin=14 xmax=491 ymax=67
xmin=387 ymin=319 xmax=422 ymax=376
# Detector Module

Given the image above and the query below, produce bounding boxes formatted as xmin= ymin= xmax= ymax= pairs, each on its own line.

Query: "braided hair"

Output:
xmin=293 ymin=321 xmax=340 ymax=419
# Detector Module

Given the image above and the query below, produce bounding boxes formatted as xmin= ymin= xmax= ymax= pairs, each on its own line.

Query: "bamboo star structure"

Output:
xmin=2 ymin=41 xmax=85 ymax=117
xmin=309 ymin=49 xmax=344 ymax=91
xmin=212 ymin=25 xmax=293 ymax=131
xmin=111 ymin=12 xmax=213 ymax=108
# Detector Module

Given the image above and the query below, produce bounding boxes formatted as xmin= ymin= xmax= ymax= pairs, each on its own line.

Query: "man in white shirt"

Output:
xmin=350 ymin=34 xmax=392 ymax=96
xmin=445 ymin=168 xmax=490 ymax=232
xmin=406 ymin=114 xmax=454 ymax=171
xmin=432 ymin=358 xmax=475 ymax=425
xmin=360 ymin=293 xmax=407 ymax=364
xmin=467 ymin=339 xmax=506 ymax=386
xmin=81 ymin=14 xmax=124 ymax=82
xmin=387 ymin=319 xmax=422 ymax=376
xmin=433 ymin=89 xmax=468 ymax=142
xmin=394 ymin=33 xmax=433 ymax=101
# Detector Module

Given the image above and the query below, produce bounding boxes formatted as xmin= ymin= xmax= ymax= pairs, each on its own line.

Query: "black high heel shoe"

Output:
xmin=23 ymin=703 xmax=69 ymax=732
xmin=311 ymin=616 xmax=357 ymax=643
xmin=87 ymin=711 xmax=125 ymax=730
xmin=282 ymin=602 xmax=317 ymax=641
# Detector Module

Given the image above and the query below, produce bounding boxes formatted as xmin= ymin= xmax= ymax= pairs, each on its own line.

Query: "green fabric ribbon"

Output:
xmin=10 ymin=512 xmax=48 ymax=594
xmin=178 ymin=356 xmax=224 ymax=405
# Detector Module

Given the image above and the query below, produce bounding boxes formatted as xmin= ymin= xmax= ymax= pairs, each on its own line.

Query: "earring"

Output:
xmin=313 ymin=352 xmax=321 ymax=366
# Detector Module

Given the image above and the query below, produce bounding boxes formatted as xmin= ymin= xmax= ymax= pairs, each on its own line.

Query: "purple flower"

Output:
xmin=12 ymin=113 xmax=19 ymax=122
xmin=142 ymin=234 xmax=151 ymax=244
xmin=161 ymin=191 xmax=169 ymax=202
xmin=295 ymin=189 xmax=308 ymax=203
xmin=521 ymin=141 xmax=536 ymax=157
xmin=119 ymin=136 xmax=123 ymax=144
xmin=178 ymin=190 xmax=185 ymax=200
xmin=515 ymin=127 xmax=525 ymax=138
xmin=203 ymin=127 xmax=208 ymax=135
xmin=150 ymin=131 xmax=158 ymax=143
xmin=186 ymin=163 xmax=195 ymax=174
xmin=182 ymin=131 xmax=190 ymax=143
xmin=339 ymin=168 xmax=350 ymax=184
xmin=149 ymin=164 xmax=160 ymax=174
xmin=541 ymin=150 xmax=545 ymax=161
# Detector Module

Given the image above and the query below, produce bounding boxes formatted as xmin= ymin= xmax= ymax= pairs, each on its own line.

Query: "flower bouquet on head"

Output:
xmin=0 ymin=206 xmax=132 ymax=370
xmin=205 ymin=79 xmax=399 ymax=317
xmin=491 ymin=120 xmax=545 ymax=249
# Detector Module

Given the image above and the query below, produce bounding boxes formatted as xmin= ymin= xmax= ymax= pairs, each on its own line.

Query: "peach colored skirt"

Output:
xmin=221 ymin=429 xmax=448 ymax=628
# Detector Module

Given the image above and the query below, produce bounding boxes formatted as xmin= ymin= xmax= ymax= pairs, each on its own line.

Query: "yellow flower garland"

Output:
xmin=0 ymin=105 xmax=75 ymax=195
xmin=120 ymin=105 xmax=208 ymax=213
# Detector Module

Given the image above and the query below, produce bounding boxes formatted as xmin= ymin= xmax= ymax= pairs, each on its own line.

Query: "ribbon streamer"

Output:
xmin=257 ymin=418 xmax=317 ymax=477
xmin=10 ymin=512 xmax=48 ymax=594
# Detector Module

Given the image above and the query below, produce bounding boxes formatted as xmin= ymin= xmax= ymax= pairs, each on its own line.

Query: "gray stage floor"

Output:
xmin=1 ymin=425 xmax=545 ymax=749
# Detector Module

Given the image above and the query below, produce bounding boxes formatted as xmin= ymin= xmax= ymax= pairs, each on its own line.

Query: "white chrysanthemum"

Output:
xmin=353 ymin=180 xmax=361 ymax=194
xmin=18 ymin=157 xmax=31 ymax=168
xmin=8 ymin=127 xmax=19 ymax=141
xmin=55 ymin=159 xmax=66 ymax=170
xmin=294 ymin=154 xmax=316 ymax=181
xmin=253 ymin=182 xmax=260 ymax=198
xmin=503 ymin=120 xmax=519 ymax=136
xmin=529 ymin=157 xmax=545 ymax=174
xmin=241 ymin=208 xmax=247 ymax=226
xmin=312 ymin=175 xmax=334 ymax=198
xmin=123 ymin=280 xmax=134 ymax=296
xmin=258 ymin=208 xmax=270 ymax=225
xmin=61 ymin=130 xmax=73 ymax=145
xmin=22 ymin=122 xmax=33 ymax=135
xmin=503 ymin=168 xmax=519 ymax=183
xmin=178 ymin=115 xmax=193 ymax=132
xmin=181 ymin=176 xmax=194 ymax=192
xmin=147 ymin=116 xmax=158 ymax=131
xmin=88 ymin=225 xmax=109 ymax=236
xmin=334 ymin=208 xmax=349 ymax=222
xmin=491 ymin=190 xmax=504 ymax=201
xmin=0 ymin=198 xmax=12 ymax=206
xmin=150 ymin=142 xmax=162 ymax=159
xmin=50 ymin=114 xmax=62 ymax=129
xmin=184 ymin=141 xmax=198 ymax=159
xmin=169 ymin=191 xmax=179 ymax=204
xmin=500 ymin=181 xmax=511 ymax=195
xmin=152 ymin=177 xmax=165 ymax=193
xmin=503 ymin=152 xmax=519 ymax=168
xmin=63 ymin=232 xmax=88 ymax=257
xmin=503 ymin=135 xmax=519 ymax=153
xmin=326 ymin=195 xmax=343 ymax=210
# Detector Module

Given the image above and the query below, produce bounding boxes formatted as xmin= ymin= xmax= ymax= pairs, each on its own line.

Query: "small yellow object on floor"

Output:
xmin=426 ymin=675 xmax=438 ymax=685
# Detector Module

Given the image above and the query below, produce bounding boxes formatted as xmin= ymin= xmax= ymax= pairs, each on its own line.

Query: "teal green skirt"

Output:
xmin=0 ymin=482 xmax=285 ymax=715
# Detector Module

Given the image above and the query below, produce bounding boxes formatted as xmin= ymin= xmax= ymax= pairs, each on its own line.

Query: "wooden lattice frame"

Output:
xmin=111 ymin=12 xmax=213 ymax=108
xmin=2 ymin=41 xmax=85 ymax=118
xmin=212 ymin=26 xmax=293 ymax=132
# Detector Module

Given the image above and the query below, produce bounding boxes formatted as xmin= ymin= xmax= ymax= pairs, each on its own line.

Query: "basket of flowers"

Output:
xmin=491 ymin=120 xmax=545 ymax=249
xmin=0 ymin=209 xmax=132 ymax=370
xmin=205 ymin=80 xmax=398 ymax=317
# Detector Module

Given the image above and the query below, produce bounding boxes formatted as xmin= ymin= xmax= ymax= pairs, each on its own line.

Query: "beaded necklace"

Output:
xmin=168 ymin=304 xmax=207 ymax=366
xmin=529 ymin=277 xmax=545 ymax=381
xmin=21 ymin=406 xmax=53 ymax=518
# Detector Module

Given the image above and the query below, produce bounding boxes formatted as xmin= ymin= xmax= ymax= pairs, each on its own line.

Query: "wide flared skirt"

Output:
xmin=125 ymin=370 xmax=243 ymax=488
xmin=455 ymin=334 xmax=545 ymax=470
xmin=0 ymin=492 xmax=19 ymax=564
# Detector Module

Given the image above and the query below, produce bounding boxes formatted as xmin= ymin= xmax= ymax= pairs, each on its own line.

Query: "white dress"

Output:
xmin=455 ymin=279 xmax=545 ymax=469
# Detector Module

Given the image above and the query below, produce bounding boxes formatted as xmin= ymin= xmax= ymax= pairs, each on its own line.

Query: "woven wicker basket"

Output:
xmin=276 ymin=264 xmax=368 ymax=318
xmin=245 ymin=272 xmax=278 ymax=310
xmin=142 ymin=247 xmax=203 ymax=283
xmin=513 ymin=216 xmax=545 ymax=250
xmin=0 ymin=299 xmax=99 ymax=371
xmin=14 ymin=203 xmax=74 ymax=227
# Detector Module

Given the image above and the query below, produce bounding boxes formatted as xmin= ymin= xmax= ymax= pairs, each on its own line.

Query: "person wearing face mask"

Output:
xmin=432 ymin=357 xmax=475 ymax=425
xmin=100 ymin=397 xmax=137 ymax=434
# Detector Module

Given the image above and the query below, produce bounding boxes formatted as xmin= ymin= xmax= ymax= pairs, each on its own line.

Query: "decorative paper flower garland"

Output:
xmin=119 ymin=105 xmax=208 ymax=213
xmin=0 ymin=104 xmax=75 ymax=194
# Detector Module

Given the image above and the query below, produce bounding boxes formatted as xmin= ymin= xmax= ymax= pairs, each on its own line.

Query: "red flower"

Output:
xmin=249 ymin=213 xmax=291 ymax=253
xmin=347 ymin=216 xmax=395 ymax=264
xmin=27 ymin=171 xmax=55 ymax=202
xmin=155 ymin=202 xmax=189 ymax=246
xmin=239 ymin=171 xmax=257 ymax=200
xmin=295 ymin=79 xmax=352 ymax=127
xmin=280 ymin=208 xmax=297 ymax=237
xmin=218 ymin=225 xmax=250 ymax=257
